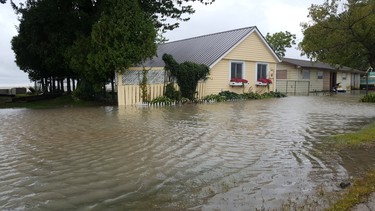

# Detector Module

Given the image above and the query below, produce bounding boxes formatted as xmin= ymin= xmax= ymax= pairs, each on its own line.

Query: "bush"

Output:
xmin=270 ymin=91 xmax=287 ymax=98
xmin=165 ymin=83 xmax=181 ymax=101
xmin=360 ymin=93 xmax=375 ymax=102
xmin=150 ymin=96 xmax=174 ymax=104
xmin=242 ymin=92 xmax=262 ymax=99
xmin=218 ymin=91 xmax=243 ymax=100
xmin=203 ymin=94 xmax=227 ymax=102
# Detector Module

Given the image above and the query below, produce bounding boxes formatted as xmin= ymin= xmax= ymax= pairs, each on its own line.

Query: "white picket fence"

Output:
xmin=117 ymin=83 xmax=206 ymax=106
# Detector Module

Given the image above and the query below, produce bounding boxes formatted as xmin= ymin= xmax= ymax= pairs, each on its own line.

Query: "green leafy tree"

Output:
xmin=299 ymin=0 xmax=375 ymax=70
xmin=88 ymin=0 xmax=157 ymax=101
xmin=11 ymin=0 xmax=78 ymax=92
xmin=162 ymin=54 xmax=210 ymax=100
xmin=10 ymin=0 xmax=214 ymax=100
xmin=265 ymin=31 xmax=296 ymax=58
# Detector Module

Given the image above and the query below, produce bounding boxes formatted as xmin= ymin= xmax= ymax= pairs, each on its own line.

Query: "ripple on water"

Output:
xmin=0 ymin=96 xmax=375 ymax=210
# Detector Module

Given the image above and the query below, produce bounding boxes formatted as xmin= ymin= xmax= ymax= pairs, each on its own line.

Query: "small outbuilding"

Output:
xmin=276 ymin=58 xmax=362 ymax=95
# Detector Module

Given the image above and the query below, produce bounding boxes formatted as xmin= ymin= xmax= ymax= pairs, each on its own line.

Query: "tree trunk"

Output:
xmin=67 ymin=77 xmax=72 ymax=94
xmin=41 ymin=78 xmax=46 ymax=93
xmin=57 ymin=79 xmax=61 ymax=91
xmin=72 ymin=78 xmax=76 ymax=91
xmin=52 ymin=77 xmax=56 ymax=92
xmin=60 ymin=79 xmax=64 ymax=93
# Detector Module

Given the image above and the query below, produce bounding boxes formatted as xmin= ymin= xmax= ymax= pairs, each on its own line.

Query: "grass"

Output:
xmin=0 ymin=95 xmax=107 ymax=109
xmin=328 ymin=169 xmax=375 ymax=211
xmin=329 ymin=123 xmax=375 ymax=148
xmin=325 ymin=122 xmax=375 ymax=210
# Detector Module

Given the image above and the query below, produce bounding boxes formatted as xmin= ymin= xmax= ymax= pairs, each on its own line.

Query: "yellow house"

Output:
xmin=117 ymin=26 xmax=281 ymax=105
xmin=276 ymin=58 xmax=362 ymax=94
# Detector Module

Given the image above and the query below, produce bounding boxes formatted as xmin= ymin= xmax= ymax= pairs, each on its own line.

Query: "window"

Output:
xmin=276 ymin=69 xmax=287 ymax=79
xmin=230 ymin=62 xmax=244 ymax=79
xmin=302 ymin=69 xmax=310 ymax=79
xmin=317 ymin=71 xmax=323 ymax=79
xmin=257 ymin=63 xmax=268 ymax=80
xmin=342 ymin=73 xmax=347 ymax=80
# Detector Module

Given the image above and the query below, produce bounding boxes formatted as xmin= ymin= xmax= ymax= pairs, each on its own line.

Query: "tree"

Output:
xmin=265 ymin=31 xmax=296 ymax=58
xmin=10 ymin=0 xmax=214 ymax=100
xmin=299 ymin=0 xmax=375 ymax=70
xmin=11 ymin=0 xmax=78 ymax=92
xmin=88 ymin=0 xmax=157 ymax=101
xmin=162 ymin=54 xmax=210 ymax=100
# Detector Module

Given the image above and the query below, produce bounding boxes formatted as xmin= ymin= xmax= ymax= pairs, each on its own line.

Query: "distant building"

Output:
xmin=276 ymin=58 xmax=362 ymax=94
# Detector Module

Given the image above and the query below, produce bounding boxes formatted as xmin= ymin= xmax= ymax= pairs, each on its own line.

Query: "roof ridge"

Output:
xmin=283 ymin=57 xmax=360 ymax=71
xmin=163 ymin=26 xmax=255 ymax=45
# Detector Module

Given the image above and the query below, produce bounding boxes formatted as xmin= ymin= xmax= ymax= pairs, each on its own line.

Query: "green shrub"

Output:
xmin=270 ymin=91 xmax=287 ymax=98
xmin=150 ymin=96 xmax=174 ymax=104
xmin=203 ymin=94 xmax=227 ymax=102
xmin=218 ymin=91 xmax=243 ymax=100
xmin=165 ymin=83 xmax=181 ymax=101
xmin=242 ymin=92 xmax=262 ymax=99
xmin=360 ymin=93 xmax=375 ymax=102
xmin=163 ymin=54 xmax=210 ymax=100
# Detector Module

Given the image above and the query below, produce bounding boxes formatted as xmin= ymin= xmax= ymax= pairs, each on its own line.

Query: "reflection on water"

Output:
xmin=1 ymin=95 xmax=375 ymax=210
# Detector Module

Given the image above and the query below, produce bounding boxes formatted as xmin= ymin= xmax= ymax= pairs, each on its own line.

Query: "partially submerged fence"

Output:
xmin=276 ymin=80 xmax=310 ymax=95
xmin=117 ymin=82 xmax=206 ymax=106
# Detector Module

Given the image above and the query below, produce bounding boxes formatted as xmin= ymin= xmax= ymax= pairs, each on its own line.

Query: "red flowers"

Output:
xmin=230 ymin=78 xmax=248 ymax=83
xmin=257 ymin=78 xmax=272 ymax=84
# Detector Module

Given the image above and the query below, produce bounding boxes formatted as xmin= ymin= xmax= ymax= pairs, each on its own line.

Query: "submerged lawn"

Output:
xmin=327 ymin=123 xmax=375 ymax=210
xmin=0 ymin=95 xmax=106 ymax=109
xmin=328 ymin=169 xmax=375 ymax=211
xmin=330 ymin=122 xmax=375 ymax=147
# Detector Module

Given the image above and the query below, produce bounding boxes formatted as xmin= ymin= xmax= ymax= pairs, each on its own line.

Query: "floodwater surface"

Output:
xmin=1 ymin=95 xmax=375 ymax=210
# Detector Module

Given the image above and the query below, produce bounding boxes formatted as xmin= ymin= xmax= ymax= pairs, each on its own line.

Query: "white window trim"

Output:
xmin=229 ymin=61 xmax=246 ymax=79
xmin=255 ymin=62 xmax=269 ymax=82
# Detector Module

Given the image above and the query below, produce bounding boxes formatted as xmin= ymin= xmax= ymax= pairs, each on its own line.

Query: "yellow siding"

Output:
xmin=205 ymin=59 xmax=276 ymax=95
xmin=206 ymin=32 xmax=278 ymax=95
xmin=225 ymin=32 xmax=277 ymax=63
xmin=278 ymin=63 xmax=300 ymax=80
xmin=308 ymin=69 xmax=324 ymax=91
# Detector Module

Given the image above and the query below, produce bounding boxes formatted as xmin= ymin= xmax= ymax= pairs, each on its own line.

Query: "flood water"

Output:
xmin=1 ymin=95 xmax=375 ymax=210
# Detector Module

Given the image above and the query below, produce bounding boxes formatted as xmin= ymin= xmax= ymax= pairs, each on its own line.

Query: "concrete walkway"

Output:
xmin=352 ymin=193 xmax=375 ymax=211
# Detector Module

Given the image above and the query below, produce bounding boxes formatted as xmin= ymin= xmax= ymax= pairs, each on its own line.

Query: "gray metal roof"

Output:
xmin=143 ymin=26 xmax=258 ymax=68
xmin=121 ymin=70 xmax=165 ymax=85
xmin=282 ymin=58 xmax=362 ymax=73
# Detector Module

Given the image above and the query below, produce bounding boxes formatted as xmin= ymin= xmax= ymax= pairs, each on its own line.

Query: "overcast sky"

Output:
xmin=0 ymin=0 xmax=323 ymax=87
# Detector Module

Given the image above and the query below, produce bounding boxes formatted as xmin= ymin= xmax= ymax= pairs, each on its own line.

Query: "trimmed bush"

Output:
xmin=360 ymin=93 xmax=375 ymax=102
xmin=165 ymin=83 xmax=181 ymax=101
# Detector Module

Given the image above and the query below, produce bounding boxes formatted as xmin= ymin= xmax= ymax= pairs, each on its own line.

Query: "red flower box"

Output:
xmin=256 ymin=78 xmax=272 ymax=85
xmin=230 ymin=78 xmax=248 ymax=83
xmin=257 ymin=78 xmax=272 ymax=84
xmin=229 ymin=78 xmax=248 ymax=87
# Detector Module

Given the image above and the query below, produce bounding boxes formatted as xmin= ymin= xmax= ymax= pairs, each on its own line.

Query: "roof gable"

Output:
xmin=142 ymin=26 xmax=280 ymax=68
